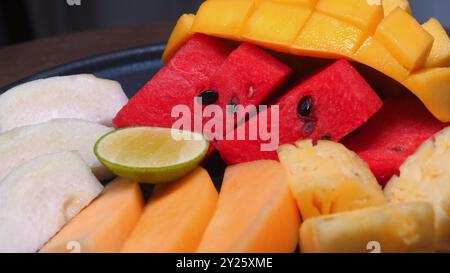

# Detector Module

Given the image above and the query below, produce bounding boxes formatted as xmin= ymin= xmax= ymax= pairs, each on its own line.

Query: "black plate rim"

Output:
xmin=0 ymin=43 xmax=166 ymax=93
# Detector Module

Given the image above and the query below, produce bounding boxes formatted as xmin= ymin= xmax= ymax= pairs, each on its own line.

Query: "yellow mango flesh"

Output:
xmin=315 ymin=0 xmax=383 ymax=36
xmin=382 ymin=0 xmax=412 ymax=16
xmin=423 ymin=18 xmax=450 ymax=68
xmin=300 ymin=202 xmax=435 ymax=253
xmin=278 ymin=140 xmax=386 ymax=220
xmin=354 ymin=37 xmax=409 ymax=82
xmin=40 ymin=178 xmax=144 ymax=253
xmin=259 ymin=0 xmax=318 ymax=9
xmin=192 ymin=0 xmax=254 ymax=40
xmin=242 ymin=1 xmax=311 ymax=49
xmin=293 ymin=12 xmax=365 ymax=58
xmin=121 ymin=168 xmax=218 ymax=253
xmin=403 ymin=68 xmax=450 ymax=122
xmin=374 ymin=8 xmax=434 ymax=71
xmin=162 ymin=14 xmax=195 ymax=64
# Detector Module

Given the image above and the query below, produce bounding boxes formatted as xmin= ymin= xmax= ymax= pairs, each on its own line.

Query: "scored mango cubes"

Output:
xmin=422 ymin=18 xmax=450 ymax=68
xmin=403 ymin=68 xmax=450 ymax=122
xmin=374 ymin=8 xmax=434 ymax=71
xmin=162 ymin=14 xmax=195 ymax=64
xmin=293 ymin=12 xmax=365 ymax=57
xmin=192 ymin=0 xmax=255 ymax=39
xmin=259 ymin=0 xmax=318 ymax=9
xmin=354 ymin=37 xmax=409 ymax=82
xmin=315 ymin=0 xmax=384 ymax=36
xmin=242 ymin=1 xmax=312 ymax=48
xmin=382 ymin=0 xmax=412 ymax=16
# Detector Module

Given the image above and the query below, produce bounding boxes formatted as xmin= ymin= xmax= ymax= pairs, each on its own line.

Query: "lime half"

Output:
xmin=94 ymin=127 xmax=209 ymax=184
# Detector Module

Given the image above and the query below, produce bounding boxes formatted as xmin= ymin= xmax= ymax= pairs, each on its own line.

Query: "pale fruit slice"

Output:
xmin=0 ymin=119 xmax=113 ymax=181
xmin=278 ymin=140 xmax=386 ymax=220
xmin=94 ymin=127 xmax=209 ymax=184
xmin=197 ymin=160 xmax=300 ymax=253
xmin=300 ymin=202 xmax=435 ymax=253
xmin=40 ymin=178 xmax=144 ymax=253
xmin=385 ymin=127 xmax=450 ymax=252
xmin=0 ymin=74 xmax=128 ymax=133
xmin=121 ymin=167 xmax=218 ymax=253
xmin=0 ymin=152 xmax=103 ymax=253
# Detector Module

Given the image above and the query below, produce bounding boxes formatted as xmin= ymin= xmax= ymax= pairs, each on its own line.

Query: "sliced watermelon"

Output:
xmin=113 ymin=34 xmax=232 ymax=129
xmin=343 ymin=99 xmax=449 ymax=185
xmin=215 ymin=59 xmax=383 ymax=165
xmin=114 ymin=36 xmax=292 ymax=143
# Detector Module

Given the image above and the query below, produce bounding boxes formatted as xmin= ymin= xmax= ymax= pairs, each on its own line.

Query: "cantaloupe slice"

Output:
xmin=40 ymin=178 xmax=144 ymax=253
xmin=162 ymin=14 xmax=195 ymax=64
xmin=197 ymin=160 xmax=300 ymax=253
xmin=121 ymin=167 xmax=218 ymax=253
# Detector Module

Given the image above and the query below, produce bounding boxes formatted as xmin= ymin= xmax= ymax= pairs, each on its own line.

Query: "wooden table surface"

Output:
xmin=0 ymin=22 xmax=174 ymax=88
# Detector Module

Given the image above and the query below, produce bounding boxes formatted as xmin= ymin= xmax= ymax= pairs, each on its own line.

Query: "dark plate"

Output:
xmin=0 ymin=44 xmax=227 ymax=191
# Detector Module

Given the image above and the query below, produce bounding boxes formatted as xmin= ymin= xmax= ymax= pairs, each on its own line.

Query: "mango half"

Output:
xmin=163 ymin=0 xmax=450 ymax=122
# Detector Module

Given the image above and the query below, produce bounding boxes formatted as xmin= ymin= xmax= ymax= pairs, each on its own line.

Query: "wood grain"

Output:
xmin=0 ymin=21 xmax=174 ymax=87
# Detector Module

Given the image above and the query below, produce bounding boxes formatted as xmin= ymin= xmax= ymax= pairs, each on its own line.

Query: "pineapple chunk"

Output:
xmin=385 ymin=127 xmax=450 ymax=252
xmin=422 ymin=18 xmax=450 ymax=68
xmin=278 ymin=140 xmax=386 ymax=220
xmin=300 ymin=202 xmax=435 ymax=253
xmin=374 ymin=8 xmax=434 ymax=71
xmin=315 ymin=0 xmax=383 ymax=36
xmin=382 ymin=0 xmax=412 ymax=16
xmin=162 ymin=14 xmax=195 ymax=64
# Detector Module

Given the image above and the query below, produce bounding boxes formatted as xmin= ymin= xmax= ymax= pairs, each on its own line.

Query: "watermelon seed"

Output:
xmin=303 ymin=120 xmax=315 ymax=136
xmin=198 ymin=90 xmax=219 ymax=105
xmin=298 ymin=96 xmax=313 ymax=118
xmin=320 ymin=135 xmax=332 ymax=140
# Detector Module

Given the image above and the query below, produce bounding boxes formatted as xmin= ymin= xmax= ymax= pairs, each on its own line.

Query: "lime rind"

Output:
xmin=94 ymin=127 xmax=209 ymax=184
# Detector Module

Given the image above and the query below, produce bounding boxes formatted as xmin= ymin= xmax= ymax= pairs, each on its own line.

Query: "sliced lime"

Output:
xmin=94 ymin=127 xmax=209 ymax=184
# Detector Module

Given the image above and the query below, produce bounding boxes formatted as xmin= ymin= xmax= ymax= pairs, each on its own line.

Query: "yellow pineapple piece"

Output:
xmin=162 ymin=14 xmax=195 ymax=64
xmin=192 ymin=0 xmax=255 ymax=40
xmin=293 ymin=12 xmax=365 ymax=58
xmin=422 ymin=18 xmax=450 ymax=68
xmin=300 ymin=202 xmax=435 ymax=253
xmin=382 ymin=0 xmax=412 ymax=16
xmin=403 ymin=68 xmax=450 ymax=122
xmin=385 ymin=127 xmax=450 ymax=252
xmin=242 ymin=1 xmax=312 ymax=50
xmin=315 ymin=0 xmax=383 ymax=36
xmin=354 ymin=37 xmax=409 ymax=82
xmin=374 ymin=8 xmax=434 ymax=71
xmin=278 ymin=140 xmax=386 ymax=220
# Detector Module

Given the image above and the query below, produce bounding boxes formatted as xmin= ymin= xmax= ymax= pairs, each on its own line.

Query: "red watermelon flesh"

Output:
xmin=113 ymin=37 xmax=292 ymax=144
xmin=113 ymin=34 xmax=232 ymax=129
xmin=342 ymin=99 xmax=449 ymax=185
xmin=215 ymin=59 xmax=383 ymax=165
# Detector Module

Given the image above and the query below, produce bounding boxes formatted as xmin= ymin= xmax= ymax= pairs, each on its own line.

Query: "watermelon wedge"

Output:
xmin=215 ymin=60 xmax=383 ymax=165
xmin=113 ymin=35 xmax=291 ymax=143
xmin=343 ymin=99 xmax=449 ymax=185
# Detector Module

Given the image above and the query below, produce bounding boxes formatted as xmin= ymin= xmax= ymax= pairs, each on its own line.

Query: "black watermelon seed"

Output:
xmin=320 ymin=135 xmax=332 ymax=140
xmin=198 ymin=90 xmax=219 ymax=105
xmin=297 ymin=96 xmax=313 ymax=118
xmin=303 ymin=120 xmax=315 ymax=136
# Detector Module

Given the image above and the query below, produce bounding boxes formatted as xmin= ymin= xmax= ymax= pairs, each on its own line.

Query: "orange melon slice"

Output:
xmin=197 ymin=160 xmax=300 ymax=253
xmin=121 ymin=167 xmax=218 ymax=253
xmin=40 ymin=178 xmax=144 ymax=253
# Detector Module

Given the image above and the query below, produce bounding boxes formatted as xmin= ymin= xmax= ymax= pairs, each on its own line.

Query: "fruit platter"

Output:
xmin=0 ymin=0 xmax=449 ymax=253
